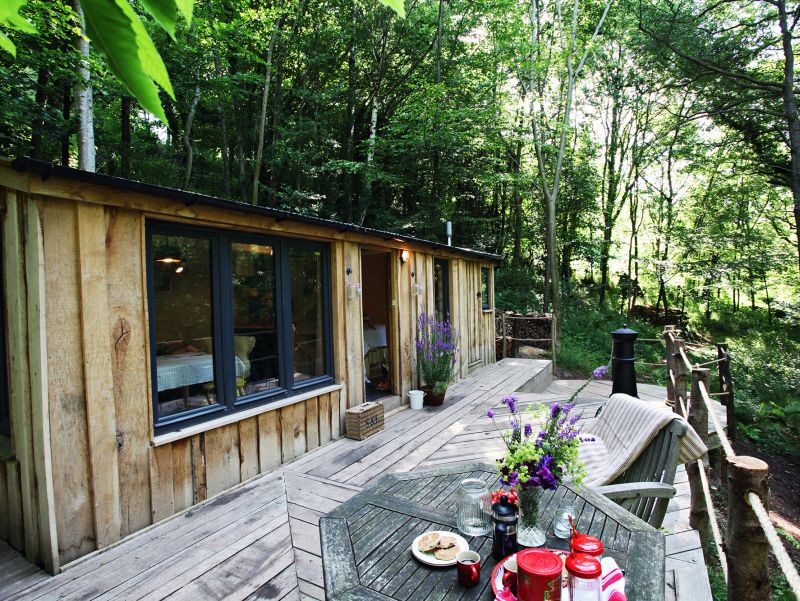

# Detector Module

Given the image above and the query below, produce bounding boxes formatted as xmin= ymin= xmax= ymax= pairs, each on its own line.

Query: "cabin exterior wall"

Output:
xmin=0 ymin=165 xmax=495 ymax=571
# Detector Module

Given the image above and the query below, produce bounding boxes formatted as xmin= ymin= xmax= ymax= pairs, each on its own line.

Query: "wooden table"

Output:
xmin=320 ymin=463 xmax=665 ymax=601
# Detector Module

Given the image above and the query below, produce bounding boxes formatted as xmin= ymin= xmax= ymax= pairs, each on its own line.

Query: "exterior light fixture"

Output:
xmin=155 ymin=245 xmax=183 ymax=264
xmin=400 ymin=249 xmax=410 ymax=263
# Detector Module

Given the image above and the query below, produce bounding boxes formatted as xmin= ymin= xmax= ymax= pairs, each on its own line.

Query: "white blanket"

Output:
xmin=579 ymin=393 xmax=707 ymax=487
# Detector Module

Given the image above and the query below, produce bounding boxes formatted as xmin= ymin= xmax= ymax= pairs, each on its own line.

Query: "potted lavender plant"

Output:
xmin=415 ymin=313 xmax=459 ymax=406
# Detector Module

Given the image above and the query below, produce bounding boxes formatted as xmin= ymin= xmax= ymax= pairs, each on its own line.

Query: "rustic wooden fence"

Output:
xmin=661 ymin=325 xmax=800 ymax=600
xmin=495 ymin=311 xmax=554 ymax=360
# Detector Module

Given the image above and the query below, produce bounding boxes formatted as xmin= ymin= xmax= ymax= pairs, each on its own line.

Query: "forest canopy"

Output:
xmin=1 ymin=0 xmax=799 ymax=328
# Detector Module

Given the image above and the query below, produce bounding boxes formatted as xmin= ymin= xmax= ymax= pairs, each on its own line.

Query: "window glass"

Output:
xmin=290 ymin=248 xmax=326 ymax=382
xmin=231 ymin=242 xmax=280 ymax=397
xmin=151 ymin=233 xmax=219 ymax=417
xmin=481 ymin=267 xmax=491 ymax=310
xmin=434 ymin=259 xmax=449 ymax=321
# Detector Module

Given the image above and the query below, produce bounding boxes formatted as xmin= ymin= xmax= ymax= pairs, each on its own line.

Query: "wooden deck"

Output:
xmin=0 ymin=359 xmax=712 ymax=601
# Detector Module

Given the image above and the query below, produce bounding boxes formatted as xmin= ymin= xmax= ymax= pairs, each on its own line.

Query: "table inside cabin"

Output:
xmin=320 ymin=463 xmax=665 ymax=601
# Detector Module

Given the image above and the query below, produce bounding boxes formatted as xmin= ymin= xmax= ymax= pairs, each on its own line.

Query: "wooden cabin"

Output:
xmin=0 ymin=157 xmax=498 ymax=573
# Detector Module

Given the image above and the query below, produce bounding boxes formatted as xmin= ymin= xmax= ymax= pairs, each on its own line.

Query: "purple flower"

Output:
xmin=593 ymin=365 xmax=609 ymax=379
xmin=524 ymin=423 xmax=533 ymax=437
xmin=550 ymin=403 xmax=561 ymax=419
xmin=486 ymin=409 xmax=496 ymax=418
xmin=502 ymin=395 xmax=519 ymax=414
xmin=505 ymin=471 xmax=520 ymax=487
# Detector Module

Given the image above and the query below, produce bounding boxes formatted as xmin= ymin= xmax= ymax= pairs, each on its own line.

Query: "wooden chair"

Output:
xmin=593 ymin=418 xmax=688 ymax=529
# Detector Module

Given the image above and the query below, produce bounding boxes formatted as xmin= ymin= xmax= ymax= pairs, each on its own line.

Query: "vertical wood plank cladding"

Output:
xmin=190 ymin=434 xmax=207 ymax=503
xmin=41 ymin=200 xmax=96 ymax=563
xmin=331 ymin=242 xmax=347 ymax=386
xmin=280 ymin=402 xmax=306 ymax=462
xmin=257 ymin=411 xmax=281 ymax=472
xmin=204 ymin=424 xmax=240 ymax=498
xmin=171 ymin=438 xmax=193 ymax=513
xmin=0 ymin=462 xmax=8 ymax=540
xmin=105 ymin=208 xmax=151 ymax=537
xmin=149 ymin=444 xmax=174 ymax=522
xmin=238 ymin=418 xmax=259 ymax=481
xmin=306 ymin=396 xmax=320 ymax=451
xmin=23 ymin=199 xmax=59 ymax=572
xmin=318 ymin=393 xmax=331 ymax=445
xmin=6 ymin=459 xmax=23 ymax=551
xmin=3 ymin=190 xmax=40 ymax=562
xmin=330 ymin=391 xmax=341 ymax=439
xmin=76 ymin=202 xmax=122 ymax=548
xmin=344 ymin=242 xmax=364 ymax=408
xmin=397 ymin=251 xmax=413 ymax=399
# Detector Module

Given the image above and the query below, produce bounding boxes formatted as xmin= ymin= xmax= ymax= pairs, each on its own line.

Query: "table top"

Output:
xmin=320 ymin=463 xmax=665 ymax=601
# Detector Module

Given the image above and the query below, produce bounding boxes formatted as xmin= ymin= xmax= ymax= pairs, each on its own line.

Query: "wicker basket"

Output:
xmin=346 ymin=401 xmax=385 ymax=440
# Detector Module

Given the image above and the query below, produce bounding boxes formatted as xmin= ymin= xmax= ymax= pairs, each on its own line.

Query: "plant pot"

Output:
xmin=421 ymin=385 xmax=446 ymax=406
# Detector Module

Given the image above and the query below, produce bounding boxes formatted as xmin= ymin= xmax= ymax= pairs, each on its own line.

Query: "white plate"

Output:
xmin=410 ymin=531 xmax=470 ymax=567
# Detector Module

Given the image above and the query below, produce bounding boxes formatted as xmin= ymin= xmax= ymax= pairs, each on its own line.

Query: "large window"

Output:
xmin=480 ymin=267 xmax=492 ymax=310
xmin=434 ymin=259 xmax=450 ymax=321
xmin=147 ymin=222 xmax=332 ymax=433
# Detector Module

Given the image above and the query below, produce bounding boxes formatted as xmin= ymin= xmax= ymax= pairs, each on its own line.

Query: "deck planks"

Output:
xmin=1 ymin=360 xmax=713 ymax=601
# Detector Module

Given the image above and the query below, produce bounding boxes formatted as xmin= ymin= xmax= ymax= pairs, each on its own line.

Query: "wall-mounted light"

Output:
xmin=400 ymin=249 xmax=410 ymax=263
xmin=155 ymin=245 xmax=183 ymax=264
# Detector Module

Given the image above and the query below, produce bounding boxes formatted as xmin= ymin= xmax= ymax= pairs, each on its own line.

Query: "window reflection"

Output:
xmin=152 ymin=234 xmax=219 ymax=417
xmin=290 ymin=248 xmax=326 ymax=382
xmin=231 ymin=242 xmax=280 ymax=397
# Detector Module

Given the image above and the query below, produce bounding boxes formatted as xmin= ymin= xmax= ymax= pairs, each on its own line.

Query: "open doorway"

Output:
xmin=361 ymin=249 xmax=395 ymax=403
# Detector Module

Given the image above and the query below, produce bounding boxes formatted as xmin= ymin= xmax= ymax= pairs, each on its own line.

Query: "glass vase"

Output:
xmin=517 ymin=486 xmax=546 ymax=547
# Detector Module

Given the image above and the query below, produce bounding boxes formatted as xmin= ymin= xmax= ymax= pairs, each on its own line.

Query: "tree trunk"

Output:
xmin=182 ymin=85 xmax=201 ymax=189
xmin=61 ymin=80 xmax=71 ymax=166
xmin=776 ymin=0 xmax=800 ymax=272
xmin=75 ymin=4 xmax=95 ymax=172
xmin=31 ymin=67 xmax=50 ymax=159
xmin=251 ymin=16 xmax=284 ymax=205
xmin=120 ymin=96 xmax=131 ymax=178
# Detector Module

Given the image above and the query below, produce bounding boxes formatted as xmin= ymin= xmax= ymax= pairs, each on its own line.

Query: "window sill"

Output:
xmin=151 ymin=382 xmax=343 ymax=447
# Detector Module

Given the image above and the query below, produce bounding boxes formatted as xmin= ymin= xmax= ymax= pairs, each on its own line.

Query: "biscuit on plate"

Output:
xmin=434 ymin=546 xmax=459 ymax=561
xmin=418 ymin=533 xmax=441 ymax=552
xmin=437 ymin=535 xmax=457 ymax=549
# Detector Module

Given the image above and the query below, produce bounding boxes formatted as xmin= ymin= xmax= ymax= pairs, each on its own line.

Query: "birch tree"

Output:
xmin=526 ymin=0 xmax=613 ymax=351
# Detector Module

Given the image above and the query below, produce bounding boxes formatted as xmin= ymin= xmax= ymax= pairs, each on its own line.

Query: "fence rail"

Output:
xmin=662 ymin=325 xmax=800 ymax=600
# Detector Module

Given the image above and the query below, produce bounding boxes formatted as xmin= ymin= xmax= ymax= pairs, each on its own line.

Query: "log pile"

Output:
xmin=495 ymin=311 xmax=552 ymax=357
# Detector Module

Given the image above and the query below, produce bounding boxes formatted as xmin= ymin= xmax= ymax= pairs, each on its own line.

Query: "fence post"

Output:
xmin=687 ymin=366 xmax=711 ymax=562
xmin=717 ymin=343 xmax=736 ymax=442
xmin=501 ymin=312 xmax=507 ymax=359
xmin=726 ymin=456 xmax=770 ymax=601
xmin=673 ymin=339 xmax=689 ymax=417
xmin=663 ymin=326 xmax=676 ymax=409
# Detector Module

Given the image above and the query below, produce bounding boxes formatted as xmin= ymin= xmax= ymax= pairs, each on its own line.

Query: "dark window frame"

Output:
xmin=146 ymin=221 xmax=334 ymax=435
xmin=433 ymin=258 xmax=451 ymax=322
xmin=481 ymin=267 xmax=492 ymax=310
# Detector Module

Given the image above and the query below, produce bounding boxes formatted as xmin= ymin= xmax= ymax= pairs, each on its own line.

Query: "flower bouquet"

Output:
xmin=486 ymin=366 xmax=605 ymax=546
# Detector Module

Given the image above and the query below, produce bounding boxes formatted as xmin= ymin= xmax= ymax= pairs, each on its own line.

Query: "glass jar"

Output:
xmin=456 ymin=478 xmax=491 ymax=536
xmin=566 ymin=553 xmax=602 ymax=601
xmin=553 ymin=501 xmax=576 ymax=539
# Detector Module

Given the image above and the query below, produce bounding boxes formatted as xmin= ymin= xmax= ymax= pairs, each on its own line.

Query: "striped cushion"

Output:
xmin=579 ymin=393 xmax=707 ymax=487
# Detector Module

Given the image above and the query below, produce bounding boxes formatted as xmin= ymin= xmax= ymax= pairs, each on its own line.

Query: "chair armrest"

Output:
xmin=594 ymin=482 xmax=676 ymax=500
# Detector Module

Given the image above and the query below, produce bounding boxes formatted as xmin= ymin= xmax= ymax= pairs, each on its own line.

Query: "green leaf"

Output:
xmin=175 ymin=0 xmax=193 ymax=25
xmin=0 ymin=0 xmax=37 ymax=33
xmin=0 ymin=30 xmax=15 ymax=57
xmin=138 ymin=0 xmax=178 ymax=38
xmin=80 ymin=0 xmax=175 ymax=124
xmin=377 ymin=0 xmax=405 ymax=18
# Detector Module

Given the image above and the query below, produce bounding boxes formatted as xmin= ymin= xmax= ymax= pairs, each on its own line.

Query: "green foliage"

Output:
xmin=0 ymin=0 xmax=36 ymax=56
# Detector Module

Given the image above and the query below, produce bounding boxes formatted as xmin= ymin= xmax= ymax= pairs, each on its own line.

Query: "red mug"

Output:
xmin=456 ymin=550 xmax=481 ymax=587
xmin=501 ymin=556 xmax=518 ymax=596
